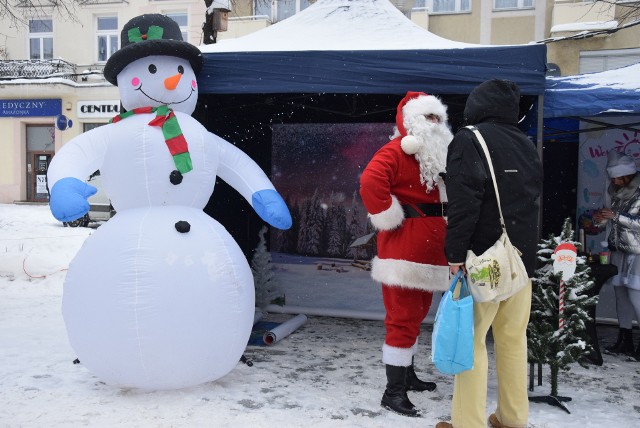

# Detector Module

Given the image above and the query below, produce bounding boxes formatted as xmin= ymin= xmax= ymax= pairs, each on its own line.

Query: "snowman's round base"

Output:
xmin=63 ymin=206 xmax=254 ymax=390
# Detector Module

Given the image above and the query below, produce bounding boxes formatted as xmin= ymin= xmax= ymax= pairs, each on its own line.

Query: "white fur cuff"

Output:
xmin=372 ymin=257 xmax=450 ymax=291
xmin=368 ymin=195 xmax=404 ymax=231
xmin=382 ymin=343 xmax=413 ymax=366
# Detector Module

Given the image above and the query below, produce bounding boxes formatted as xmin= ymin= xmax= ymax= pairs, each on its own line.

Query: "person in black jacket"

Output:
xmin=435 ymin=80 xmax=543 ymax=428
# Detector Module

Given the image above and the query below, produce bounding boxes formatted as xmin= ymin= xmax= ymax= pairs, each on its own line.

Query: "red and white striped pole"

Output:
xmin=553 ymin=243 xmax=577 ymax=331
xmin=559 ymin=280 xmax=565 ymax=330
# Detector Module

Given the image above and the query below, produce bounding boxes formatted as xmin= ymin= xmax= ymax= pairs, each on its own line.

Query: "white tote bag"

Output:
xmin=464 ymin=126 xmax=530 ymax=303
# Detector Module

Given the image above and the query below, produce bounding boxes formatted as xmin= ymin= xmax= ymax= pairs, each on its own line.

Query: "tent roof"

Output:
xmin=198 ymin=0 xmax=547 ymax=95
xmin=544 ymin=63 xmax=640 ymax=118
xmin=201 ymin=0 xmax=474 ymax=52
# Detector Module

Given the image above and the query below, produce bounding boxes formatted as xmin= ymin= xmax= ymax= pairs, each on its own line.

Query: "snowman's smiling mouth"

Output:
xmin=137 ymin=86 xmax=195 ymax=106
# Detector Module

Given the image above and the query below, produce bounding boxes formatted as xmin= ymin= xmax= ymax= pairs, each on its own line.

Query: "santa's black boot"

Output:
xmin=605 ymin=328 xmax=634 ymax=354
xmin=406 ymin=358 xmax=437 ymax=392
xmin=381 ymin=365 xmax=419 ymax=417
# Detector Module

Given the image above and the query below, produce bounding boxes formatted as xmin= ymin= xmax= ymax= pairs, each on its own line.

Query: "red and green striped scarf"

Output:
xmin=110 ymin=105 xmax=192 ymax=174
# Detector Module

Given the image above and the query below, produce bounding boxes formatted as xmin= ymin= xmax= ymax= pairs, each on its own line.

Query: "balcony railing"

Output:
xmin=0 ymin=59 xmax=78 ymax=82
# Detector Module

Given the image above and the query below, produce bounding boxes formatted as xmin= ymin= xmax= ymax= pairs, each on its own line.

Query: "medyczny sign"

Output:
xmin=0 ymin=99 xmax=61 ymax=117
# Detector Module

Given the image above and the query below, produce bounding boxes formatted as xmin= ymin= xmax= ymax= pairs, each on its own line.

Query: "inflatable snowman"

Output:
xmin=47 ymin=14 xmax=291 ymax=390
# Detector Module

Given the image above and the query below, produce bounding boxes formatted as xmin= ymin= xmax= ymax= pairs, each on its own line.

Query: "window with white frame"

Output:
xmin=29 ymin=18 xmax=53 ymax=60
xmin=579 ymin=48 xmax=640 ymax=74
xmin=421 ymin=0 xmax=471 ymax=14
xmin=255 ymin=0 xmax=312 ymax=23
xmin=165 ymin=12 xmax=189 ymax=42
xmin=97 ymin=16 xmax=118 ymax=62
xmin=494 ymin=0 xmax=533 ymax=10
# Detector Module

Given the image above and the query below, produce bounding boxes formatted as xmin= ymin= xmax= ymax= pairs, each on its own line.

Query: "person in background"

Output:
xmin=360 ymin=91 xmax=453 ymax=417
xmin=437 ymin=79 xmax=543 ymax=428
xmin=593 ymin=150 xmax=640 ymax=361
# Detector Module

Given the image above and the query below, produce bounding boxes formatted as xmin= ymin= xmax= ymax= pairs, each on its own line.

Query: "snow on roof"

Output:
xmin=550 ymin=20 xmax=618 ymax=33
xmin=544 ymin=63 xmax=640 ymax=118
xmin=548 ymin=62 xmax=640 ymax=92
xmin=200 ymin=0 xmax=482 ymax=53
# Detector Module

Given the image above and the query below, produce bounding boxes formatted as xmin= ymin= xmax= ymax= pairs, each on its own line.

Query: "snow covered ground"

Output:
xmin=1 ymin=203 xmax=639 ymax=427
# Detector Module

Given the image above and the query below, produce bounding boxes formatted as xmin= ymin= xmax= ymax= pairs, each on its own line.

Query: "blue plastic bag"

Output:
xmin=431 ymin=271 xmax=474 ymax=375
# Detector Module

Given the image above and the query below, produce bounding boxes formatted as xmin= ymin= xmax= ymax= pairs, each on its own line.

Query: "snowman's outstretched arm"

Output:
xmin=216 ymin=137 xmax=292 ymax=230
xmin=47 ymin=131 xmax=107 ymax=222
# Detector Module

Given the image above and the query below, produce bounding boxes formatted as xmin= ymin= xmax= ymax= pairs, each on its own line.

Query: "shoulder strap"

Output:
xmin=465 ymin=125 xmax=506 ymax=230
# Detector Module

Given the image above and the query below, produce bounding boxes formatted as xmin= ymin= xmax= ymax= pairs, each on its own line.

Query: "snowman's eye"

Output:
xmin=178 ymin=65 xmax=184 ymax=74
xmin=148 ymin=64 xmax=157 ymax=74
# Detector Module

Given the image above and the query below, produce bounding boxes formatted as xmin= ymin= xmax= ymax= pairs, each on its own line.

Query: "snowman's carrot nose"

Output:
xmin=164 ymin=73 xmax=182 ymax=90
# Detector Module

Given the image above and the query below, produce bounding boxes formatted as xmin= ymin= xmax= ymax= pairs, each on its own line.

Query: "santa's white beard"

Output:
xmin=405 ymin=118 xmax=453 ymax=191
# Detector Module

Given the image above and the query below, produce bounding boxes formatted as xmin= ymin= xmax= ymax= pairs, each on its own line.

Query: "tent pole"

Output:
xmin=537 ymin=94 xmax=544 ymax=242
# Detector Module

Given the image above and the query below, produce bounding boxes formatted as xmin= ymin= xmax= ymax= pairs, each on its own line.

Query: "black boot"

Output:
xmin=381 ymin=365 xmax=419 ymax=417
xmin=634 ymin=340 xmax=640 ymax=362
xmin=605 ymin=328 xmax=634 ymax=354
xmin=406 ymin=358 xmax=437 ymax=392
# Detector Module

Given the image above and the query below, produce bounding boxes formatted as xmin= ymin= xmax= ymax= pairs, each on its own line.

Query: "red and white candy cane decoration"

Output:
xmin=553 ymin=242 xmax=578 ymax=330
xmin=559 ymin=281 xmax=566 ymax=330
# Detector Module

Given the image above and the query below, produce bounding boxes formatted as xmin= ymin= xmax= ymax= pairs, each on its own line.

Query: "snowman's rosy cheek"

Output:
xmin=191 ymin=80 xmax=197 ymax=89
xmin=131 ymin=77 xmax=141 ymax=87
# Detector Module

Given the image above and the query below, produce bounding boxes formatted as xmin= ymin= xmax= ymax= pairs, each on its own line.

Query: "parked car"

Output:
xmin=63 ymin=171 xmax=115 ymax=227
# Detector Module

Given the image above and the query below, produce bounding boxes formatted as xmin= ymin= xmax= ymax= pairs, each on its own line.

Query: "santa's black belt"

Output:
xmin=402 ymin=203 xmax=447 ymax=218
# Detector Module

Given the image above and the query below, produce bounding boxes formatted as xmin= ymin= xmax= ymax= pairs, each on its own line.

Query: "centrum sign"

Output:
xmin=77 ymin=100 xmax=120 ymax=118
xmin=0 ymin=99 xmax=61 ymax=117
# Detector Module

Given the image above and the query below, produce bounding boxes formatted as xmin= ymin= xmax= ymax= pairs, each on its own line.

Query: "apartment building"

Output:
xmin=1 ymin=0 xmax=639 ymax=204
xmin=547 ymin=1 xmax=640 ymax=75
xmin=221 ymin=0 xmax=640 ymax=75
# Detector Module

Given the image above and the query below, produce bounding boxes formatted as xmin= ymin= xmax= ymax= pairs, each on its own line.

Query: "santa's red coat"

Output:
xmin=359 ymin=138 xmax=449 ymax=292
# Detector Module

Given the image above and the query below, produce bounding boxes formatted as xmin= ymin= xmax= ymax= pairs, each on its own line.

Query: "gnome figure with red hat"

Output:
xmin=360 ymin=92 xmax=453 ymax=416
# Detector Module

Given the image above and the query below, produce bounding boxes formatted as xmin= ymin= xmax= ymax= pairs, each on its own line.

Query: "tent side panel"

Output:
xmin=199 ymin=45 xmax=547 ymax=95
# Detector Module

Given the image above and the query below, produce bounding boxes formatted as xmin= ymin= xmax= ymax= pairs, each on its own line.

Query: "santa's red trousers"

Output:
xmin=382 ymin=285 xmax=433 ymax=349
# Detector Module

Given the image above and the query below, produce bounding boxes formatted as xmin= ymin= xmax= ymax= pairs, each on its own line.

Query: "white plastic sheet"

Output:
xmin=263 ymin=314 xmax=308 ymax=345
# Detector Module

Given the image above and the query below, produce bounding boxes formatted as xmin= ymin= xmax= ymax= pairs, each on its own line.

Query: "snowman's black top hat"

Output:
xmin=103 ymin=14 xmax=203 ymax=85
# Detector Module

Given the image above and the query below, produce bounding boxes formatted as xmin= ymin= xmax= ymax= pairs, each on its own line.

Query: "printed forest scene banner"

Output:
xmin=577 ymin=115 xmax=640 ymax=255
xmin=269 ymin=122 xmax=393 ymax=315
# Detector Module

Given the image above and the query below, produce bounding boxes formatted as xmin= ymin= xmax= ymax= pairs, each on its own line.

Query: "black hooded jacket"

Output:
xmin=444 ymin=79 xmax=543 ymax=276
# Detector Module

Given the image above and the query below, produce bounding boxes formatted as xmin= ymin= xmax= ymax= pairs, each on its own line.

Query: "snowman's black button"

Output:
xmin=175 ymin=221 xmax=191 ymax=233
xmin=169 ymin=170 xmax=183 ymax=185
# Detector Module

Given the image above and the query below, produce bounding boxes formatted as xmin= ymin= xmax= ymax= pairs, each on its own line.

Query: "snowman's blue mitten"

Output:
xmin=49 ymin=177 xmax=97 ymax=222
xmin=252 ymin=189 xmax=292 ymax=230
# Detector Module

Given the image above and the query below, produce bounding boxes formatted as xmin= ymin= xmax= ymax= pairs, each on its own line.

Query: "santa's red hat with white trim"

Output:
xmin=395 ymin=91 xmax=448 ymax=155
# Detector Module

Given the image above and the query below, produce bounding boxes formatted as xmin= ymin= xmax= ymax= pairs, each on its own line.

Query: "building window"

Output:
xmin=83 ymin=123 xmax=107 ymax=133
xmin=97 ymin=16 xmax=118 ymax=62
xmin=29 ymin=18 xmax=53 ymax=60
xmin=422 ymin=0 xmax=471 ymax=14
xmin=165 ymin=12 xmax=189 ymax=42
xmin=494 ymin=0 xmax=533 ymax=10
xmin=579 ymin=48 xmax=640 ymax=74
xmin=255 ymin=0 xmax=312 ymax=23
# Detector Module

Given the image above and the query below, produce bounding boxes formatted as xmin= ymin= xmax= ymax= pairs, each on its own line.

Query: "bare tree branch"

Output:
xmin=539 ymin=17 xmax=640 ymax=44
xmin=538 ymin=1 xmax=640 ymax=44
xmin=1 ymin=0 xmax=82 ymax=29
xmin=593 ymin=0 xmax=640 ymax=24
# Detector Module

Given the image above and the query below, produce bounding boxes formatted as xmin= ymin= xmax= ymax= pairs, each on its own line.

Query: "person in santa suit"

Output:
xmin=359 ymin=91 xmax=453 ymax=417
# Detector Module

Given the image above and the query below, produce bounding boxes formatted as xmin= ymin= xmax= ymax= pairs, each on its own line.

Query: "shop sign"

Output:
xmin=0 ymin=99 xmax=61 ymax=117
xmin=77 ymin=100 xmax=120 ymax=118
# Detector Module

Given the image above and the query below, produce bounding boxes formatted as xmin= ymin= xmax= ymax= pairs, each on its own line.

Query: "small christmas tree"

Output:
xmin=251 ymin=226 xmax=281 ymax=309
xmin=528 ymin=217 xmax=599 ymax=397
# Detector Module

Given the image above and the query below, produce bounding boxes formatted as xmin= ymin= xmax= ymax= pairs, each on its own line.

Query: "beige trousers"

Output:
xmin=451 ymin=281 xmax=532 ymax=428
